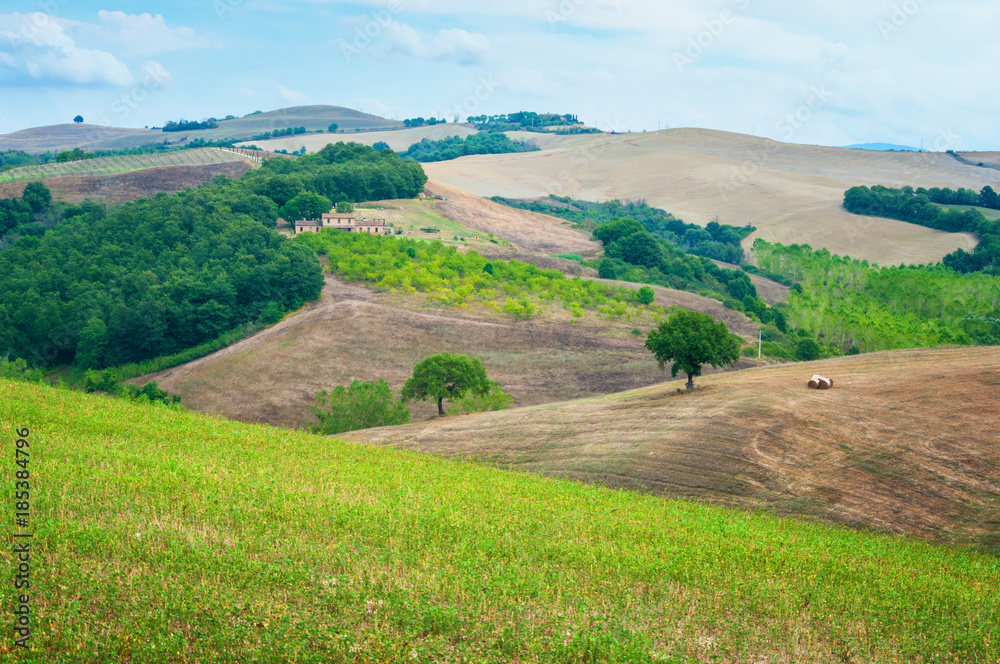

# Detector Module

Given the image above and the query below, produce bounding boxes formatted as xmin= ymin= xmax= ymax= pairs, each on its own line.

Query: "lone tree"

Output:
xmin=73 ymin=115 xmax=83 ymax=123
xmin=401 ymin=353 xmax=491 ymax=415
xmin=645 ymin=309 xmax=741 ymax=391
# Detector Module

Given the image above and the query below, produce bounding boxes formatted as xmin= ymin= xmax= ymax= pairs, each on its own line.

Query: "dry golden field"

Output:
xmin=423 ymin=128 xmax=993 ymax=265
xmin=345 ymin=345 xmax=1000 ymax=546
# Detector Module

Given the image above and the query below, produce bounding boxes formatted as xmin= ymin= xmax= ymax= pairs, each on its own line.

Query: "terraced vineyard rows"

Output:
xmin=0 ymin=148 xmax=250 ymax=183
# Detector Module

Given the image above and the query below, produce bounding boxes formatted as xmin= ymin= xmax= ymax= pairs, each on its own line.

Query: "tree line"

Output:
xmin=162 ymin=119 xmax=219 ymax=132
xmin=400 ymin=133 xmax=539 ymax=162
xmin=752 ymin=240 xmax=1000 ymax=351
xmin=493 ymin=196 xmax=755 ymax=265
xmin=843 ymin=185 xmax=1000 ymax=273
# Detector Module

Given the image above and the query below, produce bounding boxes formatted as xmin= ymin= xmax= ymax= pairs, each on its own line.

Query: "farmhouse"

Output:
xmin=293 ymin=209 xmax=392 ymax=235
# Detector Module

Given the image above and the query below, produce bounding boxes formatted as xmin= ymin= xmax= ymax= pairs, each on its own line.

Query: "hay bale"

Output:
xmin=808 ymin=374 xmax=832 ymax=389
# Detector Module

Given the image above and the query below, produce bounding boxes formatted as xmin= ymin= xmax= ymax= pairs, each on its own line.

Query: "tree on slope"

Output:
xmin=401 ymin=353 xmax=491 ymax=416
xmin=645 ymin=309 xmax=741 ymax=391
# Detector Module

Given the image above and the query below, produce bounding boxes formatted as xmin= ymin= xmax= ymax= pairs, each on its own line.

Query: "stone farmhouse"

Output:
xmin=294 ymin=209 xmax=392 ymax=235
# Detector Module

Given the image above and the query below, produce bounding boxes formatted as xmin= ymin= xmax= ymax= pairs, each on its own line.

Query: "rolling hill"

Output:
xmin=344 ymin=345 xmax=1000 ymax=548
xmin=139 ymin=273 xmax=760 ymax=428
xmin=2 ymin=376 xmax=998 ymax=661
xmin=421 ymin=128 xmax=995 ymax=266
xmin=0 ymin=105 xmax=403 ymax=153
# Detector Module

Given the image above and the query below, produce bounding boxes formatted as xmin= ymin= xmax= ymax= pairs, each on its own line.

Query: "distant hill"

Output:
xmin=0 ymin=105 xmax=403 ymax=154
xmin=843 ymin=142 xmax=925 ymax=152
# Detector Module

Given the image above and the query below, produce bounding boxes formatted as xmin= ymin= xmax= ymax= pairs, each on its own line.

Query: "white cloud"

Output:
xmin=278 ymin=84 xmax=308 ymax=103
xmin=381 ymin=21 xmax=491 ymax=65
xmin=96 ymin=11 xmax=210 ymax=57
xmin=0 ymin=13 xmax=133 ymax=87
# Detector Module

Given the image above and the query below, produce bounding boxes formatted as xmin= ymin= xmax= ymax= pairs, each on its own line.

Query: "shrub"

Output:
xmin=310 ymin=379 xmax=410 ymax=435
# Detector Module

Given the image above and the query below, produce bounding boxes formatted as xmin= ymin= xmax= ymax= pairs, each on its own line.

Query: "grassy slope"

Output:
xmin=346 ymin=346 xmax=1000 ymax=547
xmin=2 ymin=378 xmax=998 ymax=662
xmin=935 ymin=203 xmax=1000 ymax=220
xmin=421 ymin=128 xmax=996 ymax=266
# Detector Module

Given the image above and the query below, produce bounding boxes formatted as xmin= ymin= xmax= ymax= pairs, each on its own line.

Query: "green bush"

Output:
xmin=310 ymin=379 xmax=410 ymax=435
xmin=446 ymin=380 xmax=514 ymax=415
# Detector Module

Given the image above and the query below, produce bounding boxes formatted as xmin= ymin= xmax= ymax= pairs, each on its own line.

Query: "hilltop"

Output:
xmin=2 ymin=377 xmax=998 ymax=661
xmin=345 ymin=345 xmax=1000 ymax=547
xmin=0 ymin=105 xmax=402 ymax=153
xmin=422 ymin=128 xmax=996 ymax=266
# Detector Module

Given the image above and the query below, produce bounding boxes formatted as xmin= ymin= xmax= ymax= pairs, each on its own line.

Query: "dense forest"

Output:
xmin=753 ymin=240 xmax=1000 ymax=351
xmin=494 ymin=196 xmax=755 ymax=264
xmin=843 ymin=185 xmax=1000 ymax=273
xmin=0 ymin=142 xmax=428 ymax=370
xmin=401 ymin=133 xmax=539 ymax=162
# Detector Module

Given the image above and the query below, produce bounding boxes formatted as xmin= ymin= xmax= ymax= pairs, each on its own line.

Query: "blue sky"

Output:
xmin=1 ymin=0 xmax=997 ymax=150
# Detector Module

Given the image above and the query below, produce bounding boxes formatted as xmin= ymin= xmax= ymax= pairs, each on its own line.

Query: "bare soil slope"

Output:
xmin=0 ymin=161 xmax=255 ymax=205
xmin=345 ymin=346 xmax=1000 ymax=546
xmin=423 ymin=128 xmax=991 ymax=266
xmin=140 ymin=276 xmax=758 ymax=428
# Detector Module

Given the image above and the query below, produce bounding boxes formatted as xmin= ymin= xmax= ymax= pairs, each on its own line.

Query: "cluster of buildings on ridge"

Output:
xmin=293 ymin=209 xmax=393 ymax=235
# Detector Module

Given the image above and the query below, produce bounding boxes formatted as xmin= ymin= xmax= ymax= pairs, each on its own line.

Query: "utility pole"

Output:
xmin=758 ymin=328 xmax=762 ymax=358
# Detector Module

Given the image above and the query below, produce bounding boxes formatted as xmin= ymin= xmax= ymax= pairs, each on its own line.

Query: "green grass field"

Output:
xmin=0 ymin=149 xmax=246 ymax=184
xmin=933 ymin=203 xmax=1000 ymax=220
xmin=2 ymin=378 xmax=999 ymax=662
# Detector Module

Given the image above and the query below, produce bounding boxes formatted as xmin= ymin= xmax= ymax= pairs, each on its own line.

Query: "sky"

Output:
xmin=1 ymin=0 xmax=998 ymax=150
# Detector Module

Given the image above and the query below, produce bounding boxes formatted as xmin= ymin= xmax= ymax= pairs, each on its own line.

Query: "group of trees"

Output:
xmin=162 ymin=119 xmax=219 ymax=132
xmin=494 ymin=196 xmax=754 ymax=264
xmin=403 ymin=117 xmax=444 ymax=127
xmin=0 ymin=141 xmax=429 ymax=372
xmin=467 ymin=112 xmax=578 ymax=132
xmin=310 ymin=352 xmax=512 ymax=434
xmin=843 ymin=185 xmax=1000 ymax=273
xmin=249 ymin=127 xmax=308 ymax=141
xmin=55 ymin=148 xmax=95 ymax=163
xmin=0 ymin=185 xmax=324 ymax=370
xmin=244 ymin=141 xmax=427 ymax=208
xmin=0 ymin=182 xmax=56 ymax=244
xmin=400 ymin=133 xmax=539 ymax=162
xmin=752 ymin=239 xmax=1000 ymax=352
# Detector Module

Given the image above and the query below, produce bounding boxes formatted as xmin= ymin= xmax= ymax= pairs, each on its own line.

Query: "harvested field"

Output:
xmin=345 ymin=346 xmax=1000 ymax=546
xmin=422 ymin=128 xmax=991 ymax=266
xmin=139 ymin=275 xmax=758 ymax=428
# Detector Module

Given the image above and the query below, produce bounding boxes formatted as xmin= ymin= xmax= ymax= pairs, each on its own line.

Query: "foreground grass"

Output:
xmin=1 ymin=379 xmax=998 ymax=662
